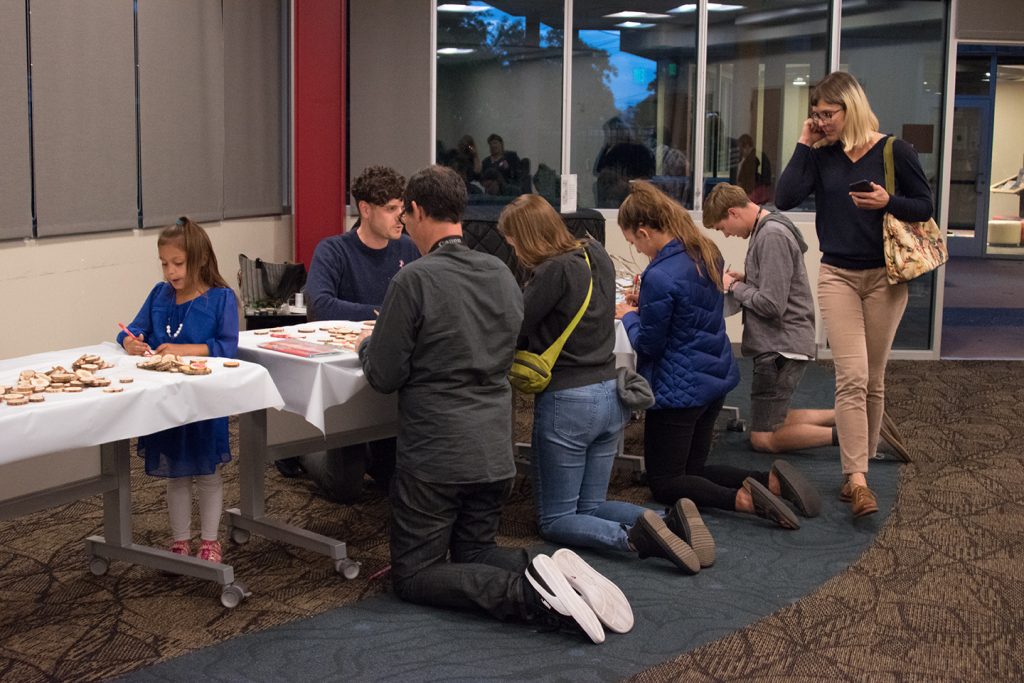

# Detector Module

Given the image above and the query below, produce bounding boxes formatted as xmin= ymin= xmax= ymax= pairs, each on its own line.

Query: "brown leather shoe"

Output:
xmin=839 ymin=479 xmax=852 ymax=502
xmin=850 ymin=484 xmax=879 ymax=517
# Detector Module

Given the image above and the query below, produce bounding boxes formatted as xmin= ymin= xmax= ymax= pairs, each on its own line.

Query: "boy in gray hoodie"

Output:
xmin=703 ymin=183 xmax=837 ymax=455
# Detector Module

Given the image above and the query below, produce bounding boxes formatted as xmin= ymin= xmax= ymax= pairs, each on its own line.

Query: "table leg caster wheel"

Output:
xmin=220 ymin=582 xmax=251 ymax=609
xmin=88 ymin=556 xmax=109 ymax=576
xmin=335 ymin=558 xmax=360 ymax=580
xmin=229 ymin=526 xmax=251 ymax=545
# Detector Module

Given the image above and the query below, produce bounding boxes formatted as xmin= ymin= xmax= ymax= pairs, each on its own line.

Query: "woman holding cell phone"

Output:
xmin=774 ymin=71 xmax=933 ymax=518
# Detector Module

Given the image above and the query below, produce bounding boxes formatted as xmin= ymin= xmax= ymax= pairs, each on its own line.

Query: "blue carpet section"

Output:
xmin=118 ymin=363 xmax=901 ymax=682
xmin=943 ymin=307 xmax=1024 ymax=327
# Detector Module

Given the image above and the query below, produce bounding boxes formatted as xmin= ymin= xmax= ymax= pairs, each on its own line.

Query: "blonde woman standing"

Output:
xmin=775 ymin=71 xmax=933 ymax=517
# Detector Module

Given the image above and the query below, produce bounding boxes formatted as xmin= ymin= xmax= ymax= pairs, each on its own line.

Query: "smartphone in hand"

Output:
xmin=849 ymin=179 xmax=874 ymax=193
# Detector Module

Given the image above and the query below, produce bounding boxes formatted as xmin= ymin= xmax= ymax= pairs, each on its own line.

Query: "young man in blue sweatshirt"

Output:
xmin=287 ymin=166 xmax=421 ymax=502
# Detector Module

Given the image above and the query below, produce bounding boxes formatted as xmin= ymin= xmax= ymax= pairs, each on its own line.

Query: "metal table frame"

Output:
xmin=0 ymin=440 xmax=250 ymax=608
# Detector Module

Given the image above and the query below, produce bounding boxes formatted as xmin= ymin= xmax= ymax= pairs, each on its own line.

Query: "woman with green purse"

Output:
xmin=499 ymin=195 xmax=708 ymax=584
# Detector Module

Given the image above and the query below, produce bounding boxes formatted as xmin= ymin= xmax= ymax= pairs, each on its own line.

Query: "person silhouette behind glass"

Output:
xmin=482 ymin=133 xmax=521 ymax=187
xmin=594 ymin=117 xmax=655 ymax=207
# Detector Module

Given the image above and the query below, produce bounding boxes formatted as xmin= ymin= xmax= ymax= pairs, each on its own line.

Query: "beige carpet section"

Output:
xmin=629 ymin=360 xmax=1024 ymax=682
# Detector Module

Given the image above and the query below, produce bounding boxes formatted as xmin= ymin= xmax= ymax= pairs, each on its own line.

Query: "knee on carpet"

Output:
xmin=750 ymin=431 xmax=781 ymax=453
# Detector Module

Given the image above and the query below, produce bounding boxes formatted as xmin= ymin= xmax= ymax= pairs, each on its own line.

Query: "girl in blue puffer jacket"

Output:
xmin=616 ymin=182 xmax=814 ymax=535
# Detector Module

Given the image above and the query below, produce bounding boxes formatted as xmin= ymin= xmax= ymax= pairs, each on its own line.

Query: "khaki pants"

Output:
xmin=818 ymin=264 xmax=908 ymax=475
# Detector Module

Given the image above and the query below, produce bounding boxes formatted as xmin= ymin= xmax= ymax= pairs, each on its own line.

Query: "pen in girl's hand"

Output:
xmin=118 ymin=322 xmax=152 ymax=355
xmin=118 ymin=322 xmax=138 ymax=340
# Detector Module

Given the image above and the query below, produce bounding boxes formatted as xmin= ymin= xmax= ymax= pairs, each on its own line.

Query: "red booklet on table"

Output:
xmin=258 ymin=339 xmax=343 ymax=358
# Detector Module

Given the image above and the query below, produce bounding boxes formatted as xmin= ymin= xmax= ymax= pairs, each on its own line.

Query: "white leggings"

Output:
xmin=166 ymin=470 xmax=223 ymax=542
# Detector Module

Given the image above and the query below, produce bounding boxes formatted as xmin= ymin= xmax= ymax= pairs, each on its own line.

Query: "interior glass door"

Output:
xmin=947 ymin=97 xmax=992 ymax=257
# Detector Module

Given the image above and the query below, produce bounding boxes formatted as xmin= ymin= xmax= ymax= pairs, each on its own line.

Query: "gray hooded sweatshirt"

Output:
xmin=728 ymin=211 xmax=816 ymax=358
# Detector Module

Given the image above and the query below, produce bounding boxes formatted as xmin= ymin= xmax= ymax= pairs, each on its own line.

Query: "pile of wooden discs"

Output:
xmin=1 ymin=355 xmax=118 ymax=407
xmin=319 ymin=323 xmax=373 ymax=351
xmin=136 ymin=354 xmax=212 ymax=375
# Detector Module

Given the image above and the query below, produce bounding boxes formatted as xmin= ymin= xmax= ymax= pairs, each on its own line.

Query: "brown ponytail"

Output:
xmin=618 ymin=182 xmax=725 ymax=290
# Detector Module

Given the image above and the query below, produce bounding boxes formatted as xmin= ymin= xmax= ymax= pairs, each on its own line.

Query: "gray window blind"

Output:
xmin=137 ymin=0 xmax=225 ymax=227
xmin=224 ymin=0 xmax=284 ymax=218
xmin=0 ymin=3 xmax=32 ymax=240
xmin=30 ymin=0 xmax=138 ymax=237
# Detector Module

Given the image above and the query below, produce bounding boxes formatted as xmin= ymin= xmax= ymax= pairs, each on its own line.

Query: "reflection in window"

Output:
xmin=704 ymin=1 xmax=828 ymax=211
xmin=571 ymin=5 xmax=697 ymax=209
xmin=435 ymin=1 xmax=563 ymax=207
xmin=841 ymin=0 xmax=947 ymax=351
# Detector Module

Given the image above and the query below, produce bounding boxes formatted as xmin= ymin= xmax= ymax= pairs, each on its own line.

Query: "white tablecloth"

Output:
xmin=0 ymin=342 xmax=284 ymax=465
xmin=236 ymin=321 xmax=372 ymax=433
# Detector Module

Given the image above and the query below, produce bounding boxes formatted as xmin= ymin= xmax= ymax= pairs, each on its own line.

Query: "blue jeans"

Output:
xmin=532 ymin=379 xmax=644 ymax=552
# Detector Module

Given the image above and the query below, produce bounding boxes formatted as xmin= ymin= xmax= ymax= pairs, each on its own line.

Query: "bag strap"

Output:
xmin=882 ymin=136 xmax=896 ymax=196
xmin=539 ymin=246 xmax=593 ymax=364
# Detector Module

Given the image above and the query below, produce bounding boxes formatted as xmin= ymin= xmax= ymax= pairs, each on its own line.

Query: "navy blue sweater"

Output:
xmin=774 ymin=136 xmax=933 ymax=269
xmin=305 ymin=227 xmax=421 ymax=321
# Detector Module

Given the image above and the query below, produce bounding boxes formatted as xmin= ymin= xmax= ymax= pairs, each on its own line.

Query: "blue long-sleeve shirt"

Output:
xmin=774 ymin=136 xmax=933 ymax=269
xmin=117 ymin=282 xmax=238 ymax=357
xmin=305 ymin=227 xmax=421 ymax=321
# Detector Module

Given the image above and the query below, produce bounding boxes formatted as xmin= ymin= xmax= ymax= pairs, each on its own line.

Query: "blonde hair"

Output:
xmin=811 ymin=71 xmax=879 ymax=152
xmin=498 ymin=194 xmax=578 ymax=268
xmin=618 ymin=181 xmax=724 ymax=290
xmin=158 ymin=217 xmax=230 ymax=291
xmin=701 ymin=183 xmax=751 ymax=229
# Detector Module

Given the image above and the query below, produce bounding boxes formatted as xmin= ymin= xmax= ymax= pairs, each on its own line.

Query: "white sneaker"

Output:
xmin=526 ymin=553 xmax=606 ymax=644
xmin=551 ymin=548 xmax=634 ymax=634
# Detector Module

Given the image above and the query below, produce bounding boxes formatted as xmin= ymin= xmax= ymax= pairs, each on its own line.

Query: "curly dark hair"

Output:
xmin=351 ymin=166 xmax=406 ymax=206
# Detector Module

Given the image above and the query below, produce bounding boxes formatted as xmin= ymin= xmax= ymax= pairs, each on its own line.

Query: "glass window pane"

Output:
xmin=841 ymin=0 xmax=947 ymax=351
xmin=704 ymin=1 xmax=828 ymax=211
xmin=436 ymin=1 xmax=563 ymax=206
xmin=570 ymin=4 xmax=697 ymax=209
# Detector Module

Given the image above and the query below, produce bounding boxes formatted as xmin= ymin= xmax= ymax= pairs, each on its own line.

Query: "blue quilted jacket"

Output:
xmin=621 ymin=239 xmax=739 ymax=409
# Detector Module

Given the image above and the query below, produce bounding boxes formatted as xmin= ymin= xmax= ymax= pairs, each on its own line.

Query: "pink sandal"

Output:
xmin=198 ymin=540 xmax=222 ymax=563
xmin=169 ymin=540 xmax=192 ymax=556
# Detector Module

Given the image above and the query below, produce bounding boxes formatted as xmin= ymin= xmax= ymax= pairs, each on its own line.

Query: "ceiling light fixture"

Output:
xmin=437 ymin=47 xmax=476 ymax=55
xmin=437 ymin=3 xmax=491 ymax=13
xmin=615 ymin=21 xmax=656 ymax=29
xmin=670 ymin=3 xmax=745 ymax=13
xmin=605 ymin=11 xmax=670 ymax=19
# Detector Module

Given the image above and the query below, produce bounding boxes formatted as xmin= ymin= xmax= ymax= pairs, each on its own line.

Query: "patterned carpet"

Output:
xmin=631 ymin=360 xmax=1024 ymax=681
xmin=0 ymin=360 xmax=1020 ymax=681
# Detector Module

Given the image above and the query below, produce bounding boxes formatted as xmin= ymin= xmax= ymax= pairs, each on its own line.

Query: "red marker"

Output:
xmin=118 ymin=322 xmax=153 ymax=355
xmin=118 ymin=322 xmax=139 ymax=340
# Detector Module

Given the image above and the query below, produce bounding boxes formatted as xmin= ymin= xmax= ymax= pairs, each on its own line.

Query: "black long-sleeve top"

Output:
xmin=774 ymin=136 xmax=933 ymax=269
xmin=517 ymin=239 xmax=618 ymax=392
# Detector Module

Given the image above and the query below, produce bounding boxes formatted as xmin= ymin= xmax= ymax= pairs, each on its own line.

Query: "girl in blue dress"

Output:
xmin=117 ymin=217 xmax=239 ymax=563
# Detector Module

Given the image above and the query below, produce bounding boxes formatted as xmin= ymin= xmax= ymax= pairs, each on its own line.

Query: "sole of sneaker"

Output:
xmin=743 ymin=479 xmax=800 ymax=530
xmin=551 ymin=549 xmax=634 ymax=634
xmin=771 ymin=460 xmax=822 ymax=518
xmin=670 ymin=499 xmax=715 ymax=568
xmin=527 ymin=554 xmax=606 ymax=644
xmin=637 ymin=510 xmax=701 ymax=574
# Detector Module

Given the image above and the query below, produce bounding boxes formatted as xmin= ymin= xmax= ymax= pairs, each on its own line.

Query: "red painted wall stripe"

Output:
xmin=294 ymin=0 xmax=346 ymax=267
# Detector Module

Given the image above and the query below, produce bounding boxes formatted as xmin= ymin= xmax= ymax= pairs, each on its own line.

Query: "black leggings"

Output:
xmin=643 ymin=398 xmax=768 ymax=510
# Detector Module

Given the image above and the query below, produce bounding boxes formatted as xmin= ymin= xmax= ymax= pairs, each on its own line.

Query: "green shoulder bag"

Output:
xmin=509 ymin=248 xmax=593 ymax=394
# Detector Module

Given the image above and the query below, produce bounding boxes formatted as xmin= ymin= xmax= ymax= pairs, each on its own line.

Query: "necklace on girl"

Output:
xmin=166 ymin=296 xmax=198 ymax=339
